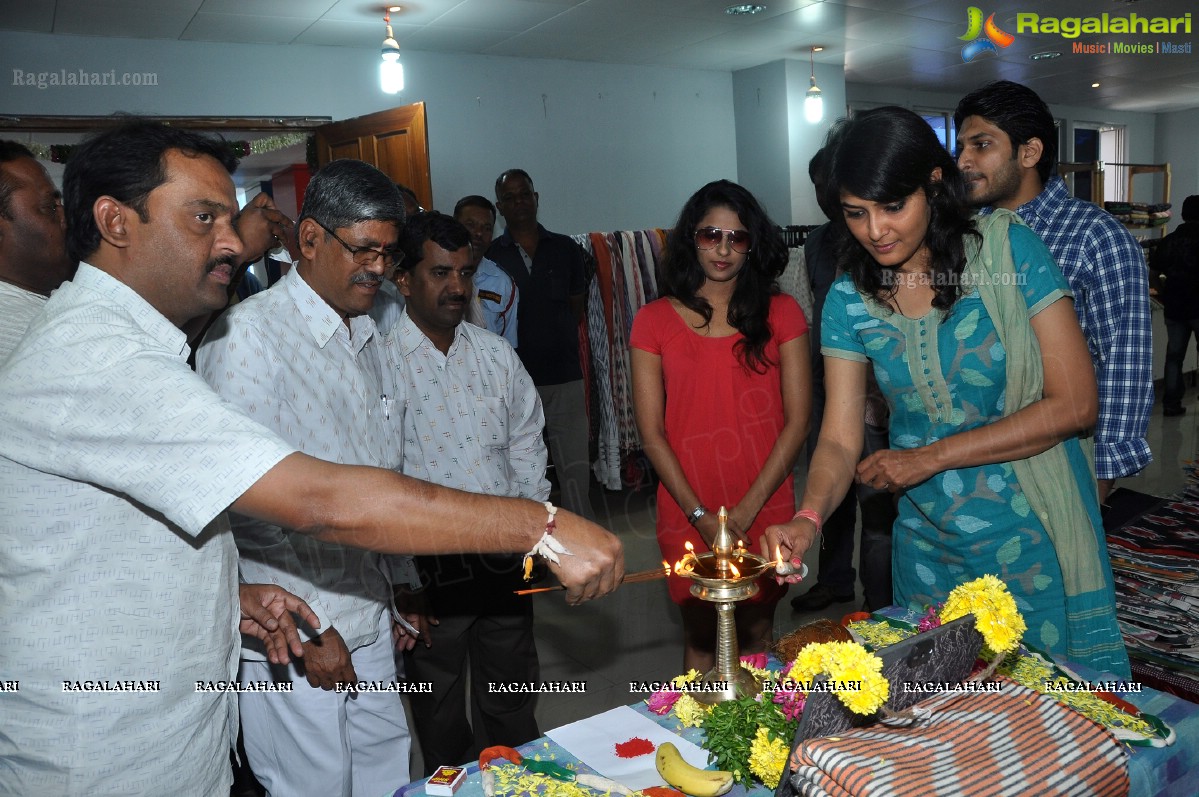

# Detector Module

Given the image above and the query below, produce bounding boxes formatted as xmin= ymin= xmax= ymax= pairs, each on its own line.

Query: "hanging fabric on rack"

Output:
xmin=573 ymin=228 xmax=668 ymax=489
xmin=777 ymin=245 xmax=815 ymax=322
xmin=580 ymin=231 xmax=620 ymax=490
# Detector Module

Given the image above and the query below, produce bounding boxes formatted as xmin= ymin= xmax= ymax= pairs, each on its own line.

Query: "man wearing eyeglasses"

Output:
xmin=197 ymin=158 xmax=418 ymax=796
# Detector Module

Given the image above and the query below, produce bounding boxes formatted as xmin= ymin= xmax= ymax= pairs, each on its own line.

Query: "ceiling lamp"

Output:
xmin=380 ymin=6 xmax=404 ymax=95
xmin=725 ymin=4 xmax=766 ymax=14
xmin=804 ymin=46 xmax=824 ymax=124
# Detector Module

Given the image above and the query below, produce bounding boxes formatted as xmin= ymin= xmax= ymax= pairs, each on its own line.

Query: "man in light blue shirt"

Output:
xmin=455 ymin=194 xmax=519 ymax=348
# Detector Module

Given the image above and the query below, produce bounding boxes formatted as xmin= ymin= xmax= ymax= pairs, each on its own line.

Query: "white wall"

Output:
xmin=731 ymin=59 xmax=845 ymax=227
xmin=0 ymin=30 xmax=738 ymax=235
xmin=732 ymin=62 xmax=791 ymax=224
xmin=1156 ymin=108 xmax=1199 ymax=233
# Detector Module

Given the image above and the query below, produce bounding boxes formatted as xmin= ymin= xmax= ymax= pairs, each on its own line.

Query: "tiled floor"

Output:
xmin=505 ymin=395 xmax=1198 ymax=779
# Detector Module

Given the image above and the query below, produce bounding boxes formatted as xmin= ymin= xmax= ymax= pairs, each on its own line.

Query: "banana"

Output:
xmin=654 ymin=742 xmax=734 ymax=797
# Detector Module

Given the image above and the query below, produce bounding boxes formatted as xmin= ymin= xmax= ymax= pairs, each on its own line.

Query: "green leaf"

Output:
xmin=955 ymin=308 xmax=980 ymax=340
xmin=996 ymin=536 xmax=1022 ymax=565
xmin=958 ymin=368 xmax=994 ymax=387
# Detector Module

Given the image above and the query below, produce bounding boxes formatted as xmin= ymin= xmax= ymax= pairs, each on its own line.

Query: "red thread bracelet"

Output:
xmin=791 ymin=508 xmax=823 ymax=534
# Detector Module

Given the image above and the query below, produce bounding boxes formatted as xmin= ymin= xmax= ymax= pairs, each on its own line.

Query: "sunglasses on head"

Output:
xmin=694 ymin=226 xmax=752 ymax=254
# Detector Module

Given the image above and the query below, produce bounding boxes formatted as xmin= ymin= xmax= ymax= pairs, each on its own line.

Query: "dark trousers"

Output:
xmin=1163 ymin=317 xmax=1199 ymax=408
xmin=807 ymin=387 xmax=896 ymax=610
xmin=403 ymin=602 xmax=540 ymax=771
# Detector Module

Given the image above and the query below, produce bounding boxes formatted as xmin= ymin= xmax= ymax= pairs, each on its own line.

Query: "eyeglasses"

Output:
xmin=314 ymin=219 xmax=405 ymax=271
xmin=694 ymin=226 xmax=751 ymax=254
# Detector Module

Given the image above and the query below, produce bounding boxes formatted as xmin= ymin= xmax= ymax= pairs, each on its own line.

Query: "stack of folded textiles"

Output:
xmin=1147 ymin=203 xmax=1173 ymax=226
xmin=1106 ymin=468 xmax=1199 ymax=698
xmin=1129 ymin=203 xmax=1152 ymax=226
xmin=1105 ymin=201 xmax=1133 ymax=223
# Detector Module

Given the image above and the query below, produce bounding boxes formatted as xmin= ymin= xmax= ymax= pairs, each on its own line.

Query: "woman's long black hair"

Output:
xmin=824 ymin=106 xmax=977 ymax=312
xmin=658 ymin=179 xmax=787 ymax=372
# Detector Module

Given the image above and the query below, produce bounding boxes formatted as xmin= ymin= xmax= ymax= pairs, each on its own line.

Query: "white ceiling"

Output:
xmin=1 ymin=0 xmax=1197 ymax=114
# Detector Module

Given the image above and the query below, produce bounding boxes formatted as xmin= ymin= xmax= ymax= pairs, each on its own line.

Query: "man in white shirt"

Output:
xmin=0 ymin=120 xmax=623 ymax=796
xmin=0 ymin=140 xmax=76 ymax=361
xmin=392 ymin=212 xmax=548 ymax=769
xmin=198 ymin=159 xmax=418 ymax=796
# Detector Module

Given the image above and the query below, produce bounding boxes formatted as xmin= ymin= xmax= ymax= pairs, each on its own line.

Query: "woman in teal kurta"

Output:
xmin=772 ymin=107 xmax=1129 ymax=676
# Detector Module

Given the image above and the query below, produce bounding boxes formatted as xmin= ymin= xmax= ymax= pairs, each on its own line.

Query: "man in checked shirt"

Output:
xmin=955 ymin=80 xmax=1153 ymax=503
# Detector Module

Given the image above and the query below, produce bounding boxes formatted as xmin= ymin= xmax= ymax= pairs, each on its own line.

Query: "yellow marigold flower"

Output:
xmin=838 ymin=668 xmax=890 ymax=715
xmin=787 ymin=644 xmax=832 ymax=685
xmin=748 ymin=727 xmax=790 ymax=789
xmin=673 ymin=693 xmax=710 ymax=728
xmin=940 ymin=574 xmax=1026 ymax=655
xmin=784 ymin=641 xmax=888 ymax=715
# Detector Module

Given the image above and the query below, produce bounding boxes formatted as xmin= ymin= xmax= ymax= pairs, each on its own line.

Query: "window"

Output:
xmin=917 ymin=109 xmax=956 ymax=153
xmin=1064 ymin=123 xmax=1128 ymax=203
xmin=845 ymin=104 xmax=958 ymax=154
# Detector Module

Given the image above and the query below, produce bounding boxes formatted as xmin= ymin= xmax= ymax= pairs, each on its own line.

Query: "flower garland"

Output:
xmin=23 ymin=132 xmax=310 ymax=165
xmin=996 ymin=648 xmax=1158 ymax=739
xmin=786 ymin=641 xmax=890 ymax=716
xmin=847 ymin=577 xmax=1162 ymax=742
xmin=938 ymin=573 xmax=1026 ymax=656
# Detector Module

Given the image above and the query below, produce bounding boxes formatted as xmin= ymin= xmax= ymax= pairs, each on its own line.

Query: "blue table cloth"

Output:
xmin=391 ymin=609 xmax=1199 ymax=797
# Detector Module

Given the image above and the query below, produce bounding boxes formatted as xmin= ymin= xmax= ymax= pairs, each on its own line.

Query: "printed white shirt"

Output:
xmin=0 ymin=264 xmax=296 ymax=795
xmin=0 ymin=278 xmax=47 ymax=362
xmin=390 ymin=309 xmax=550 ymax=501
xmin=198 ymin=267 xmax=409 ymax=656
xmin=368 ymin=276 xmax=406 ymax=336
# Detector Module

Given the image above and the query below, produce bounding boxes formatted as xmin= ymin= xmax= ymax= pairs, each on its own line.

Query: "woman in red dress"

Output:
xmin=631 ymin=180 xmax=811 ymax=672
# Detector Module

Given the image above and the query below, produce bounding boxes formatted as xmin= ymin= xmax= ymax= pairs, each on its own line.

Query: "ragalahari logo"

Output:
xmin=959 ymin=6 xmax=1015 ymax=62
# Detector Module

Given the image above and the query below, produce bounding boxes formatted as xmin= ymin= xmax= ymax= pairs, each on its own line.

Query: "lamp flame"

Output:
xmin=729 ymin=562 xmax=741 ymax=578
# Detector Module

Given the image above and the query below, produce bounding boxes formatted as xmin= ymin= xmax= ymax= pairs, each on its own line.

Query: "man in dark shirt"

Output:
xmin=487 ymin=169 xmax=595 ymax=519
xmin=1151 ymin=195 xmax=1199 ymax=416
xmin=790 ymin=142 xmax=895 ymax=613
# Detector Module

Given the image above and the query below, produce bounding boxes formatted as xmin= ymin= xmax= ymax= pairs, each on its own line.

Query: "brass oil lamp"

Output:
xmin=672 ymin=507 xmax=774 ymax=703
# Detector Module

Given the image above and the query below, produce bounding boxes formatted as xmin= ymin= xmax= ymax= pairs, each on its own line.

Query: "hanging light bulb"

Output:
xmin=804 ymin=46 xmax=823 ymax=124
xmin=380 ymin=7 xmax=404 ymax=95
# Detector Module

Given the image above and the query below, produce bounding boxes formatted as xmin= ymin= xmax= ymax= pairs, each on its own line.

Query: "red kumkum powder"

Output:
xmin=614 ymin=737 xmax=655 ymax=758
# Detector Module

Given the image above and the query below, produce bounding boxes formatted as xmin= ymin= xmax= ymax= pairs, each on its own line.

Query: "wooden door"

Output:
xmin=314 ymin=102 xmax=432 ymax=210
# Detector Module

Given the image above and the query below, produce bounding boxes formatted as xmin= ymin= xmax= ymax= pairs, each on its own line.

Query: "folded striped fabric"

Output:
xmin=788 ymin=679 xmax=1128 ymax=796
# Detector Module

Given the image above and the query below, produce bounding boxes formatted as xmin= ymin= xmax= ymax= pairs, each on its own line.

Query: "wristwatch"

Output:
xmin=687 ymin=505 xmax=707 ymax=526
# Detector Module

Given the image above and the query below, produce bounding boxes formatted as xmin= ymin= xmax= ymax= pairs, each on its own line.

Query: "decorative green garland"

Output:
xmin=23 ymin=132 xmax=311 ymax=165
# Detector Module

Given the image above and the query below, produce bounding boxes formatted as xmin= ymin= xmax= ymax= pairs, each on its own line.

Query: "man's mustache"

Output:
xmin=205 ymin=255 xmax=238 ymax=272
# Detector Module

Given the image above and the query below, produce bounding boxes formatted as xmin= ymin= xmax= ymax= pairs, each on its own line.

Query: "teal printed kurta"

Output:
xmin=822 ymin=224 xmax=1128 ymax=676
